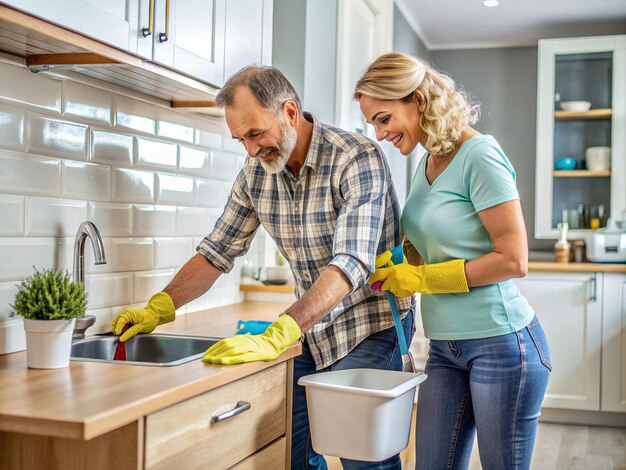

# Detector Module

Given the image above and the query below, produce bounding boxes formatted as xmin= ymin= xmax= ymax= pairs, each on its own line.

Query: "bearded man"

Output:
xmin=111 ymin=66 xmax=414 ymax=470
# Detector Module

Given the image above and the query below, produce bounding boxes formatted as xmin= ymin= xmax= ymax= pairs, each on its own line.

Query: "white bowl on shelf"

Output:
xmin=559 ymin=101 xmax=591 ymax=112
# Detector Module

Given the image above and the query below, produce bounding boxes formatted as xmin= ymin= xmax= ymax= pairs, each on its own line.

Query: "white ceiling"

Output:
xmin=395 ymin=0 xmax=626 ymax=50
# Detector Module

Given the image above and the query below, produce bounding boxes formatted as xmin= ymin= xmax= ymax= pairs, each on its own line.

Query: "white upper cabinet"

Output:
xmin=223 ymin=0 xmax=273 ymax=80
xmin=3 ymin=0 xmax=139 ymax=52
xmin=141 ymin=0 xmax=226 ymax=86
xmin=136 ymin=0 xmax=273 ymax=87
xmin=535 ymin=35 xmax=626 ymax=239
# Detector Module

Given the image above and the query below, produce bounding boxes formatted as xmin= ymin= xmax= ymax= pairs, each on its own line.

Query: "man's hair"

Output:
xmin=216 ymin=65 xmax=302 ymax=115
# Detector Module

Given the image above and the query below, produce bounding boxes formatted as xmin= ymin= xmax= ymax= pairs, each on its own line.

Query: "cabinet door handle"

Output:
xmin=211 ymin=401 xmax=251 ymax=423
xmin=141 ymin=0 xmax=154 ymax=37
xmin=589 ymin=273 xmax=597 ymax=302
xmin=158 ymin=0 xmax=170 ymax=43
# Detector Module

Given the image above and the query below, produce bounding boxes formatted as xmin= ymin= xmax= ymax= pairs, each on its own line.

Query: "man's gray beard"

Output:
xmin=259 ymin=119 xmax=297 ymax=174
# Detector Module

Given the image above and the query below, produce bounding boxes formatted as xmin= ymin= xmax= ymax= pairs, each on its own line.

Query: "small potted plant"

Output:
xmin=10 ymin=268 xmax=86 ymax=369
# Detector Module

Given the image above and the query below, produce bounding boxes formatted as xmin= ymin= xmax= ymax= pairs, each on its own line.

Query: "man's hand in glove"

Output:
xmin=111 ymin=292 xmax=176 ymax=342
xmin=203 ymin=314 xmax=302 ymax=365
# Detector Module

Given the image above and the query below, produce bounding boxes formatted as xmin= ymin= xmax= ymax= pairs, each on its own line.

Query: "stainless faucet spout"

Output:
xmin=73 ymin=221 xmax=106 ymax=285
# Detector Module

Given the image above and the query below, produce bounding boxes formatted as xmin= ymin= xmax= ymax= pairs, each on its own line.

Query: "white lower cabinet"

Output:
xmin=602 ymin=273 xmax=626 ymax=412
xmin=516 ymin=271 xmax=602 ymax=410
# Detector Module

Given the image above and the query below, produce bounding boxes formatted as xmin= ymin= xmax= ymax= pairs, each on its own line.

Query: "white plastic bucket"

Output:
xmin=298 ymin=368 xmax=427 ymax=461
xmin=23 ymin=318 xmax=76 ymax=369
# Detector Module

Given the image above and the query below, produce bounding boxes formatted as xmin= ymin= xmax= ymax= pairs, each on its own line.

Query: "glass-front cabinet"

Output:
xmin=535 ymin=35 xmax=626 ymax=239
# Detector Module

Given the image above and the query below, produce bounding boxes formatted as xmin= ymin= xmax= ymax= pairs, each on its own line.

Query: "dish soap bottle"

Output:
xmin=555 ymin=222 xmax=571 ymax=263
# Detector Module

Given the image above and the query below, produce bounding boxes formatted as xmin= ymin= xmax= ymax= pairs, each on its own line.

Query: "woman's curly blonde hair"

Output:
xmin=354 ymin=53 xmax=480 ymax=157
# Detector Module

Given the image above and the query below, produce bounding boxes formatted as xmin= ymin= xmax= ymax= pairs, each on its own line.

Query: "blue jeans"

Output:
xmin=291 ymin=308 xmax=415 ymax=470
xmin=414 ymin=316 xmax=551 ymax=470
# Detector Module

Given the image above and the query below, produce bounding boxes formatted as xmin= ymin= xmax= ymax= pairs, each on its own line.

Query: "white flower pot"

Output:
xmin=23 ymin=318 xmax=76 ymax=369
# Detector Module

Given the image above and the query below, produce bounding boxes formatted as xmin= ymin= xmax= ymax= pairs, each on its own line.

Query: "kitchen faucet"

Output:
xmin=72 ymin=221 xmax=107 ymax=339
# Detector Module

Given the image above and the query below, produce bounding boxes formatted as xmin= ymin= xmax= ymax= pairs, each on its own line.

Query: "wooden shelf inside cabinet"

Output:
xmin=553 ymin=170 xmax=611 ymax=177
xmin=554 ymin=109 xmax=612 ymax=120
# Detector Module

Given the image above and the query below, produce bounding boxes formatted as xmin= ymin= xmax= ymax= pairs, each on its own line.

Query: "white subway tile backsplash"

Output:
xmin=111 ymin=167 xmax=154 ymax=203
xmin=85 ymin=272 xmax=132 ymax=309
xmin=0 ymin=195 xmax=24 ymax=236
xmin=154 ymin=237 xmax=192 ymax=269
xmin=0 ymin=104 xmax=26 ymax=151
xmin=176 ymin=207 xmax=209 ymax=237
xmin=194 ymin=179 xmax=227 ymax=208
xmin=156 ymin=108 xmax=194 ymax=143
xmin=86 ymin=307 xmax=112 ymax=334
xmin=155 ymin=173 xmax=194 ymax=205
xmin=114 ymin=95 xmax=156 ymax=134
xmin=0 ymin=150 xmax=61 ymax=197
xmin=88 ymin=202 xmax=132 ymax=237
xmin=134 ymin=136 xmax=177 ymax=170
xmin=62 ymin=81 xmax=112 ymax=126
xmin=109 ymin=238 xmax=153 ymax=272
xmin=179 ymin=145 xmax=211 ymax=177
xmin=211 ymin=151 xmax=242 ymax=181
xmin=0 ymin=281 xmax=19 ymax=322
xmin=91 ymin=129 xmax=133 ymax=166
xmin=0 ymin=319 xmax=26 ymax=354
xmin=62 ymin=160 xmax=111 ymax=201
xmin=0 ymin=238 xmax=69 ymax=282
xmin=222 ymin=134 xmax=244 ymax=153
xmin=195 ymin=127 xmax=222 ymax=150
xmin=132 ymin=205 xmax=176 ymax=237
xmin=25 ymin=197 xmax=87 ymax=237
xmin=204 ymin=286 xmax=243 ymax=310
xmin=132 ymin=269 xmax=175 ymax=303
xmin=85 ymin=237 xmax=111 ymax=275
xmin=0 ymin=59 xmax=261 ymax=355
xmin=0 ymin=63 xmax=61 ymax=114
xmin=28 ymin=115 xmax=88 ymax=160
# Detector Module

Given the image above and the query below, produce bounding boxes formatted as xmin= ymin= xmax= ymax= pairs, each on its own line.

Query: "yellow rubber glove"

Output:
xmin=368 ymin=259 xmax=469 ymax=297
xmin=111 ymin=292 xmax=176 ymax=342
xmin=203 ymin=314 xmax=302 ymax=365
xmin=375 ymin=249 xmax=395 ymax=269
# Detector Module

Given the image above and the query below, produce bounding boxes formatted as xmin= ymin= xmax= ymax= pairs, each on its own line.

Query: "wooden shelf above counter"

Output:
xmin=0 ymin=4 xmax=220 ymax=110
xmin=529 ymin=261 xmax=626 ymax=273
xmin=554 ymin=109 xmax=612 ymax=120
xmin=240 ymin=284 xmax=296 ymax=294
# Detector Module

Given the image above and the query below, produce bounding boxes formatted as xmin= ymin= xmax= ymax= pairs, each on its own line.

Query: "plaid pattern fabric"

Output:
xmin=197 ymin=113 xmax=414 ymax=369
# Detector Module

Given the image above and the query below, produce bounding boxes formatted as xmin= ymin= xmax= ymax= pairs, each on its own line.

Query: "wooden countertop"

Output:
xmin=0 ymin=301 xmax=296 ymax=441
xmin=528 ymin=261 xmax=626 ymax=273
xmin=239 ymin=262 xmax=626 ymax=295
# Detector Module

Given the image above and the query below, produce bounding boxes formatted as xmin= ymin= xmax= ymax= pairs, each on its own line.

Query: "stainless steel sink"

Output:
xmin=71 ymin=333 xmax=221 ymax=366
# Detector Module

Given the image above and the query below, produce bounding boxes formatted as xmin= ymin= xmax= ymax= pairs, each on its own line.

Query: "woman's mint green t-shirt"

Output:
xmin=401 ymin=135 xmax=534 ymax=340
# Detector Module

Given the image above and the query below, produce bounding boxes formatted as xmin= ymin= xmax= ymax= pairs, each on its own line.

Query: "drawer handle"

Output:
xmin=212 ymin=401 xmax=251 ymax=423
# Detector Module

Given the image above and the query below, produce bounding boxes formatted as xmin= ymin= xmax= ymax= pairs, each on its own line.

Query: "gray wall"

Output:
xmin=430 ymin=47 xmax=553 ymax=251
xmin=393 ymin=6 xmax=429 ymax=61
xmin=272 ymin=0 xmax=337 ymax=124
xmin=272 ymin=0 xmax=307 ymax=98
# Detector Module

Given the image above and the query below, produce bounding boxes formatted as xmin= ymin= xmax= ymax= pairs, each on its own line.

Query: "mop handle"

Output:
xmin=385 ymin=244 xmax=409 ymax=356
xmin=386 ymin=291 xmax=409 ymax=356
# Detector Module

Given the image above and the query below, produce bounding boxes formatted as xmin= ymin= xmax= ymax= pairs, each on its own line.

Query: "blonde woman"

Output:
xmin=355 ymin=53 xmax=551 ymax=469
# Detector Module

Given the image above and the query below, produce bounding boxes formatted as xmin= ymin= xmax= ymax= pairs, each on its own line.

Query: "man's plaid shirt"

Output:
xmin=197 ymin=113 xmax=413 ymax=369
